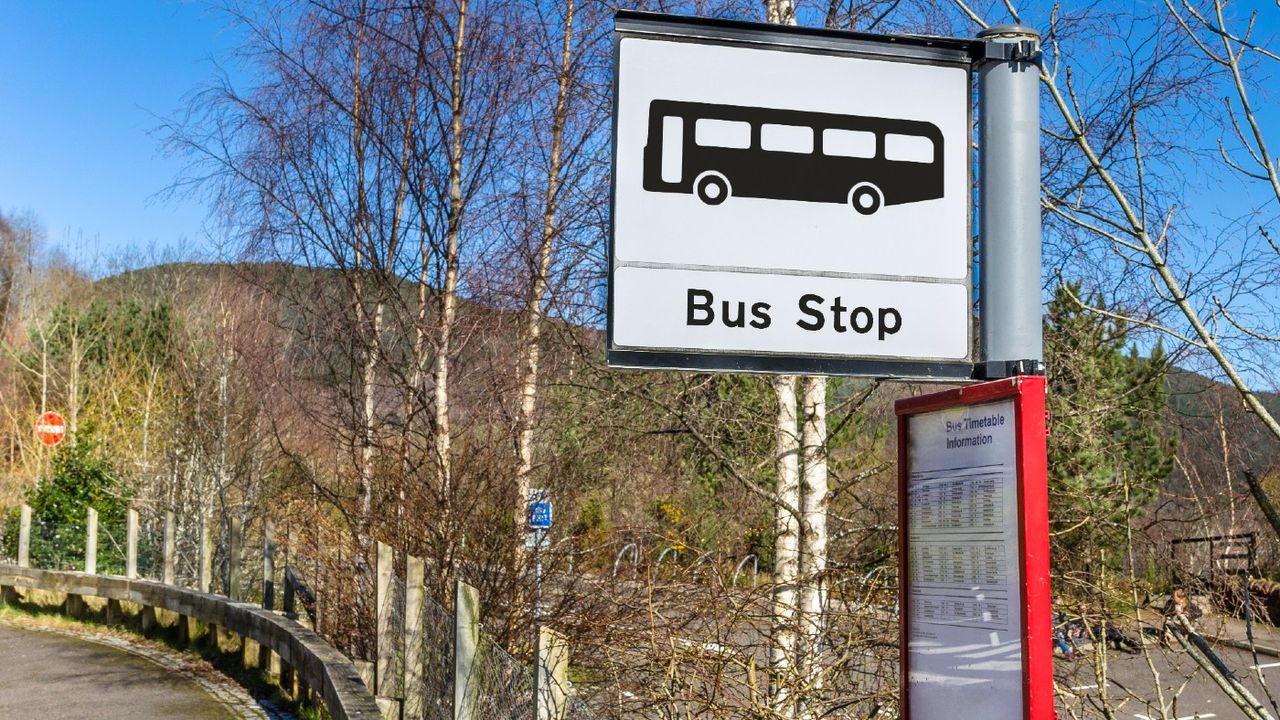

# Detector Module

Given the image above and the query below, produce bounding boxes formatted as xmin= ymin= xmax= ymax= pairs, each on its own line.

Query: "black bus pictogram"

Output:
xmin=642 ymin=100 xmax=944 ymax=215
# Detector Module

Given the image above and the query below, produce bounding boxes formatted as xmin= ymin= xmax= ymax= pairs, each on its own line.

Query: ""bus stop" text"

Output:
xmin=686 ymin=288 xmax=902 ymax=340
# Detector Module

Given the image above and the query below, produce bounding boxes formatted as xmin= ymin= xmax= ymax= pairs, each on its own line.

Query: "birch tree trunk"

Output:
xmin=68 ymin=332 xmax=79 ymax=437
xmin=348 ymin=12 xmax=373 ymax=540
xmin=346 ymin=12 xmax=384 ymax=650
xmin=39 ymin=329 xmax=48 ymax=416
xmin=514 ymin=0 xmax=575 ymax=562
xmin=765 ymin=0 xmax=796 ymax=24
xmin=799 ymin=375 xmax=828 ymax=717
xmin=407 ymin=225 xmax=431 ymax=548
xmin=771 ymin=374 xmax=801 ymax=719
xmin=763 ymin=4 xmax=800 ymax=717
xmin=434 ymin=0 xmax=469 ymax=585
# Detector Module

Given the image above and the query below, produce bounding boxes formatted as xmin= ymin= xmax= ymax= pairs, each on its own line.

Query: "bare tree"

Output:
xmin=770 ymin=374 xmax=801 ymax=718
xmin=512 ymin=0 xmax=578 ymax=564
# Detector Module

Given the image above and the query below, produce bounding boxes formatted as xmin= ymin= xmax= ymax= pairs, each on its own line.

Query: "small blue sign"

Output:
xmin=528 ymin=500 xmax=553 ymax=529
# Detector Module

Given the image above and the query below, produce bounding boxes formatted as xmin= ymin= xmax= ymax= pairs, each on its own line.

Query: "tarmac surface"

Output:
xmin=1056 ymin=612 xmax=1280 ymax=719
xmin=0 ymin=623 xmax=243 ymax=720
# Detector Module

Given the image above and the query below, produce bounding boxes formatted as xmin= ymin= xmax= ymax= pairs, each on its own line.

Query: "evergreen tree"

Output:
xmin=1044 ymin=282 xmax=1176 ymax=568
xmin=3 ymin=436 xmax=129 ymax=572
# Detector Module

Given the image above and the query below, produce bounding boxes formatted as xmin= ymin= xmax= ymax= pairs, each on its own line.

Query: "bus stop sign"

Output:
xmin=608 ymin=12 xmax=980 ymax=379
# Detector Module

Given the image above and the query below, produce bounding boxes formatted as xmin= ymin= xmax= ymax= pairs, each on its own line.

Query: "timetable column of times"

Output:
xmin=906 ymin=398 xmax=1020 ymax=639
xmin=908 ymin=467 xmax=1012 ymax=631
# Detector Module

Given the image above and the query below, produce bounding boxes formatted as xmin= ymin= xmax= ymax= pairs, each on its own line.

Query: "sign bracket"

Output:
xmin=979 ymin=38 xmax=1041 ymax=64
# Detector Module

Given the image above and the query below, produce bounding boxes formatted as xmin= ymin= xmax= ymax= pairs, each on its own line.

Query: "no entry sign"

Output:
xmin=608 ymin=12 xmax=978 ymax=378
xmin=896 ymin=376 xmax=1051 ymax=720
xmin=35 ymin=411 xmax=66 ymax=447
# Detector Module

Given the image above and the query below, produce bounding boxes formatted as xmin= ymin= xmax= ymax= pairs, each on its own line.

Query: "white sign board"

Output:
xmin=609 ymin=14 xmax=976 ymax=378
xmin=904 ymin=398 xmax=1022 ymax=719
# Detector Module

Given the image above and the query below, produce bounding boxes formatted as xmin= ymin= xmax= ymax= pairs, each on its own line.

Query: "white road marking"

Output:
xmin=1069 ymin=684 xmax=1098 ymax=691
xmin=1251 ymin=661 xmax=1280 ymax=669
xmin=1134 ymin=714 xmax=1215 ymax=720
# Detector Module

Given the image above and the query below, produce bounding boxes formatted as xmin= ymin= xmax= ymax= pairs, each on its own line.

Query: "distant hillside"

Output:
xmin=92 ymin=262 xmax=1280 ymax=481
xmin=1167 ymin=367 xmax=1280 ymax=481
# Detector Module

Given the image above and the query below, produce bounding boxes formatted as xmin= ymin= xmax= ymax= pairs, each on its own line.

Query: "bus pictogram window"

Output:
xmin=822 ymin=129 xmax=876 ymax=159
xmin=885 ymin=133 xmax=935 ymax=164
xmin=660 ymin=117 xmax=683 ymax=183
xmin=695 ymin=119 xmax=751 ymax=149
xmin=760 ymin=124 xmax=813 ymax=154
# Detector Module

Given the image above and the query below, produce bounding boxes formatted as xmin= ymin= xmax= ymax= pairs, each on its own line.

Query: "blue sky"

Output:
xmin=2 ymin=0 xmax=1276 ymax=282
xmin=0 ymin=1 xmax=245 ymax=269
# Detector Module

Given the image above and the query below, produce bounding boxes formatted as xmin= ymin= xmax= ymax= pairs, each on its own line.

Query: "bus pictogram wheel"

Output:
xmin=849 ymin=182 xmax=883 ymax=216
xmin=694 ymin=172 xmax=731 ymax=206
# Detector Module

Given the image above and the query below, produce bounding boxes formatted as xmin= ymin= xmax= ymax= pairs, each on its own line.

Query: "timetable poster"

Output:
xmin=905 ymin=398 xmax=1022 ymax=719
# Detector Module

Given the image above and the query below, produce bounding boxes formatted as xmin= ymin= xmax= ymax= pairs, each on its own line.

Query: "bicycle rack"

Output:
xmin=613 ymin=542 xmax=639 ymax=577
xmin=733 ymin=554 xmax=759 ymax=588
xmin=654 ymin=546 xmax=680 ymax=582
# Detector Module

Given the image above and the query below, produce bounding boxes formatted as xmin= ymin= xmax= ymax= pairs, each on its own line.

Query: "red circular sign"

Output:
xmin=35 ymin=411 xmax=66 ymax=447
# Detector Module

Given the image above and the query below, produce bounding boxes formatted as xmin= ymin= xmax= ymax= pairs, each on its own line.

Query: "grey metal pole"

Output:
xmin=978 ymin=25 xmax=1044 ymax=379
xmin=536 ymin=541 xmax=544 ymax=624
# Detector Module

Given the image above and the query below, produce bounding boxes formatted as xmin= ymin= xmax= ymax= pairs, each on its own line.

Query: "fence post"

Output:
xmin=126 ymin=508 xmax=139 ymax=579
xmin=229 ymin=515 xmax=242 ymax=600
xmin=263 ymin=520 xmax=276 ymax=610
xmin=84 ymin=508 xmax=97 ymax=575
xmin=537 ymin=627 xmax=570 ymax=720
xmin=17 ymin=504 xmax=31 ymax=568
xmin=279 ymin=568 xmax=297 ymax=695
xmin=199 ymin=513 xmax=212 ymax=593
xmin=404 ymin=554 xmax=426 ymax=720
xmin=163 ymin=511 xmax=176 ymax=584
xmin=283 ymin=571 xmax=297 ymax=618
xmin=454 ymin=580 xmax=480 ymax=720
xmin=376 ymin=541 xmax=401 ymax=715
xmin=259 ymin=519 xmax=279 ymax=675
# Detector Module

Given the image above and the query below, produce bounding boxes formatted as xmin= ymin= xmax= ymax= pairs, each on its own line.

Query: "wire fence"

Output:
xmin=28 ymin=518 xmax=86 ymax=571
xmin=96 ymin=518 xmax=130 ymax=575
xmin=0 ymin=513 xmax=18 ymax=566
xmin=0 ymin=504 xmax=216 ymax=587
xmin=565 ymin=695 xmax=595 ymax=720
xmin=412 ymin=592 xmax=455 ymax=720
xmin=472 ymin=634 xmax=535 ymax=720
xmin=137 ymin=511 xmax=164 ymax=581
xmin=381 ymin=571 xmax=408 ymax=699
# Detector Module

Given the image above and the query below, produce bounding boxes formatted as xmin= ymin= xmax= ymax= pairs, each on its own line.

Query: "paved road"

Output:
xmin=0 ymin=624 xmax=241 ymax=720
xmin=1056 ymin=624 xmax=1280 ymax=719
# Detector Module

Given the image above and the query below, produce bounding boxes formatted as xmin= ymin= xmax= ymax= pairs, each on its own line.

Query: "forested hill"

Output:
xmin=92 ymin=261 xmax=1280 ymax=480
xmin=1167 ymin=367 xmax=1280 ymax=481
